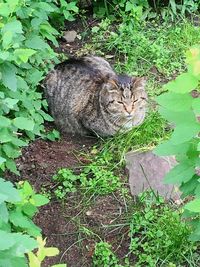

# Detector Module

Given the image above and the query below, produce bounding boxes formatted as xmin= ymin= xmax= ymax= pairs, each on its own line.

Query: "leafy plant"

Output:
xmin=0 ymin=178 xmax=49 ymax=267
xmin=0 ymin=0 xmax=60 ymax=174
xmin=93 ymin=241 xmax=126 ymax=267
xmin=129 ymin=191 xmax=197 ymax=266
xmin=80 ymin=162 xmax=122 ymax=195
xmin=52 ymin=169 xmax=79 ymax=199
xmin=154 ymin=46 xmax=200 ymax=241
xmin=28 ymin=236 xmax=67 ymax=267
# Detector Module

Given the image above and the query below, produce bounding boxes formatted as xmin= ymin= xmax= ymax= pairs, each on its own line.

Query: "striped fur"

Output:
xmin=43 ymin=56 xmax=147 ymax=136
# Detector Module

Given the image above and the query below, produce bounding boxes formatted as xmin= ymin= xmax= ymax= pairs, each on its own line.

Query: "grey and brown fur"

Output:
xmin=43 ymin=56 xmax=147 ymax=137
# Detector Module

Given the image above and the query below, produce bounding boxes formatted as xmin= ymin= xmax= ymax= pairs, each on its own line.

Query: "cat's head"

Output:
xmin=100 ymin=76 xmax=147 ymax=129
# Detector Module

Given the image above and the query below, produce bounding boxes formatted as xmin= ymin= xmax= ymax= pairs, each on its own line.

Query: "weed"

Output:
xmin=52 ymin=164 xmax=122 ymax=199
xmin=129 ymin=191 xmax=198 ymax=266
xmin=93 ymin=241 xmax=128 ymax=267
xmin=52 ymin=169 xmax=79 ymax=199
xmin=80 ymin=163 xmax=122 ymax=195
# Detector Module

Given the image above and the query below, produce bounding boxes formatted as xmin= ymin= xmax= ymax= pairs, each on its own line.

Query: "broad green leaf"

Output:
xmin=22 ymin=203 xmax=37 ymax=217
xmin=164 ymin=162 xmax=195 ymax=184
xmin=185 ymin=198 xmax=200 ymax=213
xmin=22 ymin=181 xmax=34 ymax=196
xmin=3 ymin=97 xmax=19 ymax=109
xmin=2 ymin=19 xmax=23 ymax=34
xmin=25 ymin=36 xmax=48 ymax=50
xmin=0 ymin=128 xmax=13 ymax=143
xmin=154 ymin=140 xmax=189 ymax=156
xmin=0 ymin=3 xmax=10 ymax=16
xmin=13 ymin=117 xmax=34 ymax=131
xmin=9 ymin=210 xmax=35 ymax=229
xmin=11 ymin=233 xmax=37 ymax=256
xmin=0 ymin=63 xmax=17 ymax=91
xmin=2 ymin=31 xmax=13 ymax=48
xmin=0 ymin=230 xmax=15 ymax=250
xmin=0 ymin=203 xmax=8 ymax=223
xmin=2 ymin=143 xmax=20 ymax=158
xmin=170 ymin=123 xmax=200 ymax=144
xmin=0 ymin=116 xmax=11 ymax=127
xmin=0 ymin=51 xmax=9 ymax=61
xmin=0 ymin=157 xmax=6 ymax=166
xmin=6 ymin=159 xmax=19 ymax=175
xmin=32 ymin=194 xmax=49 ymax=207
xmin=165 ymin=73 xmax=198 ymax=93
xmin=156 ymin=92 xmax=193 ymax=111
xmin=158 ymin=107 xmax=197 ymax=125
xmin=0 ymin=178 xmax=20 ymax=203
xmin=192 ymin=98 xmax=200 ymax=115
xmin=14 ymin=49 xmax=36 ymax=63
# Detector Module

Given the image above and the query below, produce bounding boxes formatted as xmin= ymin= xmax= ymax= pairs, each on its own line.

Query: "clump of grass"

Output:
xmin=86 ymin=19 xmax=200 ymax=78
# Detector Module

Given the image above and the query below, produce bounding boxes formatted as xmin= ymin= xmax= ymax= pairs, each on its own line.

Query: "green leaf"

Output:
xmin=0 ymin=128 xmax=13 ymax=143
xmin=9 ymin=233 xmax=37 ymax=256
xmin=0 ymin=157 xmax=6 ymax=167
xmin=9 ymin=210 xmax=35 ymax=229
xmin=32 ymin=194 xmax=49 ymax=207
xmin=0 ymin=3 xmax=10 ymax=17
xmin=2 ymin=31 xmax=13 ymax=48
xmin=0 ymin=203 xmax=8 ymax=223
xmin=2 ymin=143 xmax=21 ymax=159
xmin=0 ymin=63 xmax=17 ymax=91
xmin=164 ymin=162 xmax=195 ymax=184
xmin=165 ymin=73 xmax=198 ymax=93
xmin=185 ymin=198 xmax=200 ymax=213
xmin=6 ymin=159 xmax=19 ymax=175
xmin=159 ymin=107 xmax=197 ymax=125
xmin=192 ymin=98 xmax=200 ymax=115
xmin=2 ymin=19 xmax=23 ymax=34
xmin=14 ymin=49 xmax=36 ymax=63
xmin=156 ymin=92 xmax=193 ymax=111
xmin=22 ymin=181 xmax=34 ymax=196
xmin=0 ymin=116 xmax=11 ymax=127
xmin=25 ymin=36 xmax=48 ymax=50
xmin=13 ymin=117 xmax=34 ymax=131
xmin=22 ymin=203 xmax=37 ymax=217
xmin=0 ymin=230 xmax=16 ymax=250
xmin=0 ymin=178 xmax=20 ymax=204
xmin=3 ymin=98 xmax=19 ymax=109
xmin=170 ymin=123 xmax=200 ymax=144
xmin=154 ymin=140 xmax=189 ymax=156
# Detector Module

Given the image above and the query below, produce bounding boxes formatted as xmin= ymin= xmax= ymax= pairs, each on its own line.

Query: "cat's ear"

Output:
xmin=102 ymin=80 xmax=118 ymax=91
xmin=131 ymin=77 xmax=146 ymax=91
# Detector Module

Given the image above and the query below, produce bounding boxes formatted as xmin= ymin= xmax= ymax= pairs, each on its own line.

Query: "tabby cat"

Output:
xmin=44 ymin=56 xmax=147 ymax=137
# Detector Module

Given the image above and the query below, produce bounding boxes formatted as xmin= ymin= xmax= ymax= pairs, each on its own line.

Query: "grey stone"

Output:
xmin=125 ymin=150 xmax=181 ymax=200
xmin=63 ymin=31 xmax=77 ymax=43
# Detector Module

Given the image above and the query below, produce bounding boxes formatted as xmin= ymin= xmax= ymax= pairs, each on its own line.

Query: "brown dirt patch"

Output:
xmin=5 ymin=132 xmax=131 ymax=267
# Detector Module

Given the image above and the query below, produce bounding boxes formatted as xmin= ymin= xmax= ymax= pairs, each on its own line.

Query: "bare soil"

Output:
xmin=6 ymin=131 xmax=131 ymax=267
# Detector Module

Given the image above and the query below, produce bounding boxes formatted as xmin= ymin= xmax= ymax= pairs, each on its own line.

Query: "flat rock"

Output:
xmin=63 ymin=30 xmax=77 ymax=43
xmin=125 ymin=150 xmax=181 ymax=200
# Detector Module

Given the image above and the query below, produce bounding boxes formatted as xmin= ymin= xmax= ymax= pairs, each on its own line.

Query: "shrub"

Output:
xmin=0 ymin=178 xmax=49 ymax=266
xmin=154 ymin=46 xmax=200 ymax=241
